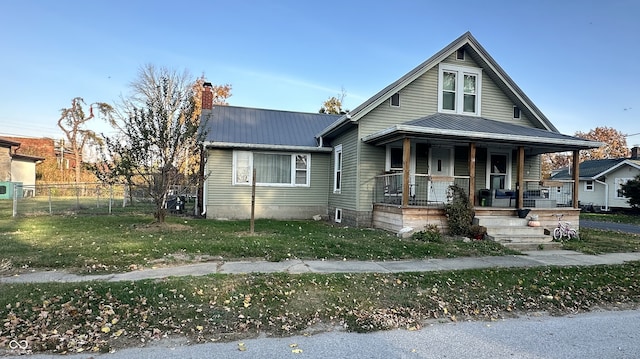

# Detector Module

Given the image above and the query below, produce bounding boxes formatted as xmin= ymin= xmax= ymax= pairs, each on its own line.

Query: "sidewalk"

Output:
xmin=3 ymin=250 xmax=640 ymax=284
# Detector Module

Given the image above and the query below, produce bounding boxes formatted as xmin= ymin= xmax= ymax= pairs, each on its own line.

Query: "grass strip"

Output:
xmin=1 ymin=262 xmax=639 ymax=354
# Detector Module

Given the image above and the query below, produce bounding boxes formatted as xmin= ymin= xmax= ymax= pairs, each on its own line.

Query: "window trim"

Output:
xmin=584 ymin=180 xmax=594 ymax=192
xmin=438 ymin=63 xmax=482 ymax=116
xmin=615 ymin=178 xmax=633 ymax=198
xmin=513 ymin=106 xmax=521 ymax=119
xmin=333 ymin=144 xmax=343 ymax=193
xmin=486 ymin=151 xmax=511 ymax=190
xmin=232 ymin=150 xmax=311 ymax=187
xmin=456 ymin=48 xmax=465 ymax=60
xmin=390 ymin=93 xmax=400 ymax=107
xmin=335 ymin=208 xmax=342 ymax=223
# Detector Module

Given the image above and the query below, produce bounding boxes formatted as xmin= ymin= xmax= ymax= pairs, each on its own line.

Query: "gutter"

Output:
xmin=202 ymin=141 xmax=333 ymax=153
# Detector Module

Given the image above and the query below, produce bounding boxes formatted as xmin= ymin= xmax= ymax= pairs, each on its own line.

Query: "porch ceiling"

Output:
xmin=361 ymin=113 xmax=603 ymax=155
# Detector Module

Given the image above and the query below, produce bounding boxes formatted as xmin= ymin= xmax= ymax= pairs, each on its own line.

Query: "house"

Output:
xmin=200 ymin=32 xmax=600 ymax=247
xmin=0 ymin=137 xmax=45 ymax=198
xmin=551 ymin=147 xmax=640 ymax=211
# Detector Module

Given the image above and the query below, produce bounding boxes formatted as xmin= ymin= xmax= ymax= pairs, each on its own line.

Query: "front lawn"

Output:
xmin=0 ymin=215 xmax=517 ymax=273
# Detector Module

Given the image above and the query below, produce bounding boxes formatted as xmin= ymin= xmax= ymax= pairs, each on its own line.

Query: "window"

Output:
xmin=488 ymin=153 xmax=509 ymax=190
xmin=334 ymin=145 xmax=343 ymax=193
xmin=389 ymin=147 xmax=403 ymax=171
xmin=438 ymin=64 xmax=482 ymax=115
xmin=456 ymin=48 xmax=465 ymax=60
xmin=584 ymin=180 xmax=594 ymax=192
xmin=233 ymin=151 xmax=310 ymax=186
xmin=615 ymin=178 xmax=633 ymax=198
xmin=390 ymin=93 xmax=400 ymax=107
xmin=335 ymin=208 xmax=342 ymax=223
xmin=513 ymin=106 xmax=521 ymax=119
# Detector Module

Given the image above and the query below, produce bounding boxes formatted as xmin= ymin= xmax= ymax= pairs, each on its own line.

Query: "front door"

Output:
xmin=488 ymin=153 xmax=509 ymax=190
xmin=428 ymin=147 xmax=453 ymax=202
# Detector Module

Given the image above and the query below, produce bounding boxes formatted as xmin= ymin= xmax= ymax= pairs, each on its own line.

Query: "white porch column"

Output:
xmin=469 ymin=143 xmax=476 ymax=206
xmin=572 ymin=150 xmax=580 ymax=208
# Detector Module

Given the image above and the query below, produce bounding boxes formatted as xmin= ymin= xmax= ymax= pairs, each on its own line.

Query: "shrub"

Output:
xmin=412 ymin=224 xmax=442 ymax=243
xmin=444 ymin=184 xmax=474 ymax=236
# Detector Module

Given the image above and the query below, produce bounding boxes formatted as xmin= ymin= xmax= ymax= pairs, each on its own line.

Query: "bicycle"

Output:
xmin=552 ymin=213 xmax=578 ymax=240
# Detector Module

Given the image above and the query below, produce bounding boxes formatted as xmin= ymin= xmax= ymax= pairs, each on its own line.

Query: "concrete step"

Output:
xmin=476 ymin=214 xmax=556 ymax=251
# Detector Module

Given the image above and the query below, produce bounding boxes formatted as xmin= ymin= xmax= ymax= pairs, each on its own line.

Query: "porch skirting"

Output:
xmin=372 ymin=204 xmax=448 ymax=233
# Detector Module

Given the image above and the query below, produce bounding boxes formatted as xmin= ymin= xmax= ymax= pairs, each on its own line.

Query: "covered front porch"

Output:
xmin=362 ymin=114 xmax=599 ymax=239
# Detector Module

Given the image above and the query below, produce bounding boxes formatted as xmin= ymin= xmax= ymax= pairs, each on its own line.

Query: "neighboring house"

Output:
xmin=0 ymin=137 xmax=44 ymax=198
xmin=1 ymin=136 xmax=76 ymax=174
xmin=551 ymin=147 xmax=640 ymax=210
xmin=200 ymin=32 xmax=600 ymax=240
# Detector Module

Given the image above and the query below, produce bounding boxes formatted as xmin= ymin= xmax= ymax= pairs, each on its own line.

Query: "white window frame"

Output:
xmin=584 ymin=180 xmax=594 ymax=192
xmin=615 ymin=178 xmax=633 ymax=198
xmin=335 ymin=208 xmax=342 ymax=223
xmin=334 ymin=144 xmax=343 ymax=193
xmin=232 ymin=150 xmax=311 ymax=187
xmin=438 ymin=63 xmax=482 ymax=116
xmin=513 ymin=106 xmax=521 ymax=119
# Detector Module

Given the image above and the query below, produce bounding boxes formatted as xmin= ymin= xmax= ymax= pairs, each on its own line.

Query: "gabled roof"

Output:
xmin=552 ymin=158 xmax=640 ymax=180
xmin=362 ymin=113 xmax=601 ymax=155
xmin=319 ymin=31 xmax=558 ymax=138
xmin=203 ymin=106 xmax=340 ymax=152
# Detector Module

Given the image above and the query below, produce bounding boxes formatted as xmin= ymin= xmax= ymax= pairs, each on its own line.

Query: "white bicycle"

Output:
xmin=552 ymin=214 xmax=578 ymax=240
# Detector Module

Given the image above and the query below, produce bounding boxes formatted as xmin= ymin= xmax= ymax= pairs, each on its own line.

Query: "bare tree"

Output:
xmin=95 ymin=65 xmax=208 ymax=222
xmin=319 ymin=87 xmax=348 ymax=114
xmin=57 ymin=97 xmax=113 ymax=183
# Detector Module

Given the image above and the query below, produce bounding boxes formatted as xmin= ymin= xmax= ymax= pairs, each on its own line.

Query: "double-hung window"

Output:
xmin=438 ymin=63 xmax=482 ymax=115
xmin=334 ymin=144 xmax=343 ymax=193
xmin=233 ymin=151 xmax=310 ymax=186
xmin=584 ymin=180 xmax=594 ymax=192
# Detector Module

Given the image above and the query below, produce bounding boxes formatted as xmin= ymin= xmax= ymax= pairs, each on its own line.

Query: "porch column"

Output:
xmin=402 ymin=137 xmax=410 ymax=207
xmin=516 ymin=146 xmax=524 ymax=208
xmin=572 ymin=149 xmax=580 ymax=208
xmin=468 ymin=143 xmax=476 ymax=206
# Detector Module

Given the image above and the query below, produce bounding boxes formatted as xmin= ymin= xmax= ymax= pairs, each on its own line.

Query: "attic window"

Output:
xmin=513 ymin=106 xmax=521 ymax=119
xmin=456 ymin=49 xmax=465 ymax=60
xmin=390 ymin=93 xmax=400 ymax=107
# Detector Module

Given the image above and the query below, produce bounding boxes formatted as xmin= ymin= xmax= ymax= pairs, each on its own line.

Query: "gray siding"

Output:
xmin=205 ymin=149 xmax=330 ymax=219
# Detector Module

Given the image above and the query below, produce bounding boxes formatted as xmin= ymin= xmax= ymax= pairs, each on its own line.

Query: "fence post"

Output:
xmin=12 ymin=183 xmax=18 ymax=217
xmin=49 ymin=187 xmax=52 ymax=215
xmin=109 ymin=184 xmax=113 ymax=214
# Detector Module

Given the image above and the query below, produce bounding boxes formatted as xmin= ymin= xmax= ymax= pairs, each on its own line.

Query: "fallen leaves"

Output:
xmin=2 ymin=263 xmax=640 ymax=354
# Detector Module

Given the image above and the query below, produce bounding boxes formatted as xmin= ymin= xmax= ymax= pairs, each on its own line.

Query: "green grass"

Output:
xmin=2 ymin=263 xmax=639 ymax=353
xmin=561 ymin=228 xmax=640 ymax=254
xmin=0 ymin=215 xmax=518 ymax=273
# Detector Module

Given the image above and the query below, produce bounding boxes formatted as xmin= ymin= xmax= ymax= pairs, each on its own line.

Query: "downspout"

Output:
xmin=200 ymin=142 xmax=207 ymax=216
xmin=595 ymin=179 xmax=609 ymax=211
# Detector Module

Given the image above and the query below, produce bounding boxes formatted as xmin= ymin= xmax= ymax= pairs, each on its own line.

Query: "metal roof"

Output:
xmin=203 ymin=106 xmax=340 ymax=150
xmin=361 ymin=113 xmax=602 ymax=154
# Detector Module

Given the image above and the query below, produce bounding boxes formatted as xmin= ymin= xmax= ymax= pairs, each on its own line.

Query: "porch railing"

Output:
xmin=374 ymin=173 xmax=470 ymax=206
xmin=523 ymin=179 xmax=575 ymax=208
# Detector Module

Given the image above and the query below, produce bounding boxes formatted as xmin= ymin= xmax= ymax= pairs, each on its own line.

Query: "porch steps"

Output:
xmin=473 ymin=215 xmax=560 ymax=251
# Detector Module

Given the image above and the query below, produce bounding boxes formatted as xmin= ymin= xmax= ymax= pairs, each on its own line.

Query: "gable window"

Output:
xmin=334 ymin=144 xmax=343 ymax=193
xmin=438 ymin=64 xmax=482 ymax=115
xmin=513 ymin=106 xmax=521 ymax=119
xmin=233 ymin=151 xmax=310 ymax=186
xmin=584 ymin=180 xmax=594 ymax=192
xmin=456 ymin=48 xmax=465 ymax=60
xmin=390 ymin=93 xmax=400 ymax=107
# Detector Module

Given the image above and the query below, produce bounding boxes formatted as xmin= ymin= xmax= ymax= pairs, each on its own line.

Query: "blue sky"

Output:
xmin=1 ymin=0 xmax=639 ymax=145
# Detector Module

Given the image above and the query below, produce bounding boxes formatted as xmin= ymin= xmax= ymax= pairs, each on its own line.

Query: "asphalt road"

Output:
xmin=581 ymin=220 xmax=640 ymax=235
xmin=7 ymin=309 xmax=640 ymax=359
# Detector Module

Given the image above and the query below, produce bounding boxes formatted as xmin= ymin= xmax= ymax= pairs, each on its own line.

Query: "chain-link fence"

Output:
xmin=2 ymin=183 xmax=198 ymax=217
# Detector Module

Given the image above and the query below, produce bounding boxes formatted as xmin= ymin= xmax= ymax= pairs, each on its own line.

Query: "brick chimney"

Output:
xmin=202 ymin=82 xmax=213 ymax=110
xmin=632 ymin=146 xmax=640 ymax=159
